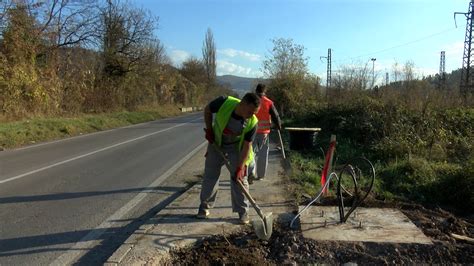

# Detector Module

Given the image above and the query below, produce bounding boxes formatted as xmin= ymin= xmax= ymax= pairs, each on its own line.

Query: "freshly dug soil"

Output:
xmin=170 ymin=201 xmax=473 ymax=265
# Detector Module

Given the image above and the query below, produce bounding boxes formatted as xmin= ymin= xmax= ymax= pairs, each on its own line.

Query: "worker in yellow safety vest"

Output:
xmin=197 ymin=93 xmax=260 ymax=224
xmin=248 ymin=84 xmax=281 ymax=183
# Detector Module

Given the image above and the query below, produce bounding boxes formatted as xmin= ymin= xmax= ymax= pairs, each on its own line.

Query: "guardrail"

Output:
xmin=180 ymin=106 xmax=203 ymax=113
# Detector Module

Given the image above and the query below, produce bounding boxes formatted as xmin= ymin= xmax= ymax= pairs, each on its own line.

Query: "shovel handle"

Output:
xmin=277 ymin=130 xmax=286 ymax=159
xmin=236 ymin=180 xmax=266 ymax=220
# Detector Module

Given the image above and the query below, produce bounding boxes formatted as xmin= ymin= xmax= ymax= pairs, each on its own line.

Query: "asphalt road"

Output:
xmin=0 ymin=113 xmax=206 ymax=265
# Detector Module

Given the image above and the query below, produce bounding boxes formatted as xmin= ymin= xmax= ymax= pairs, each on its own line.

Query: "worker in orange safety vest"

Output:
xmin=248 ymin=83 xmax=282 ymax=183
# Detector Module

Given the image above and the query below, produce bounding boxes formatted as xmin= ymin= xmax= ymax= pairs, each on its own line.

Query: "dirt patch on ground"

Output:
xmin=170 ymin=201 xmax=474 ymax=264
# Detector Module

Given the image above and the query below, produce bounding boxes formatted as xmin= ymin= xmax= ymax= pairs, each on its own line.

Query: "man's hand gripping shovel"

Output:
xmin=210 ymin=142 xmax=273 ymax=240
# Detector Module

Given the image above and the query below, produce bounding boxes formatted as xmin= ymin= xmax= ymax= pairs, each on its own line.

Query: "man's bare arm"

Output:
xmin=204 ymin=104 xmax=213 ymax=130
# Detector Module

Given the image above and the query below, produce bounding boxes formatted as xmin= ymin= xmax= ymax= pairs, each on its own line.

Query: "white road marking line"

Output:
xmin=50 ymin=141 xmax=207 ymax=266
xmin=0 ymin=117 xmax=202 ymax=185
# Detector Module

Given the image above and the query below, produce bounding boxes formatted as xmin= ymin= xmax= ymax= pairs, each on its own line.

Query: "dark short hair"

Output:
xmin=241 ymin=92 xmax=260 ymax=107
xmin=256 ymin=83 xmax=266 ymax=94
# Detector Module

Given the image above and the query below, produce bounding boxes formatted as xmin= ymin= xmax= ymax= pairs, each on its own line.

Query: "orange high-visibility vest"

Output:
xmin=256 ymin=95 xmax=273 ymax=134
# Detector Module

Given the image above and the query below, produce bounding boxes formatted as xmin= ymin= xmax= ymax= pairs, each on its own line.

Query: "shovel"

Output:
xmin=276 ymin=129 xmax=286 ymax=159
xmin=277 ymin=129 xmax=291 ymax=173
xmin=211 ymin=143 xmax=273 ymax=240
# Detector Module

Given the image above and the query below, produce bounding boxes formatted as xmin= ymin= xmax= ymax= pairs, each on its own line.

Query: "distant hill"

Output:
xmin=217 ymin=75 xmax=267 ymax=96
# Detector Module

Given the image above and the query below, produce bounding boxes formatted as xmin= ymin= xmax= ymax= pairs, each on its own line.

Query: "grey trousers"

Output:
xmin=199 ymin=144 xmax=249 ymax=214
xmin=249 ymin=133 xmax=269 ymax=178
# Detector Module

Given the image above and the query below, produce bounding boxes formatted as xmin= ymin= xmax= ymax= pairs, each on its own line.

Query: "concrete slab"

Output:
xmin=299 ymin=206 xmax=432 ymax=244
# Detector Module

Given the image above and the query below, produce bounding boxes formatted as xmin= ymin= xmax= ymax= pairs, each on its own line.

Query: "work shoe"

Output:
xmin=239 ymin=212 xmax=250 ymax=224
xmin=196 ymin=208 xmax=210 ymax=219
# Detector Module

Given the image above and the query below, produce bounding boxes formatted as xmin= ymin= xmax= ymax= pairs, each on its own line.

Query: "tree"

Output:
xmin=99 ymin=0 xmax=158 ymax=77
xmin=0 ymin=4 xmax=56 ymax=116
xmin=403 ymin=60 xmax=416 ymax=84
xmin=392 ymin=61 xmax=402 ymax=85
xmin=180 ymin=56 xmax=206 ymax=85
xmin=262 ymin=38 xmax=320 ymax=116
xmin=332 ymin=61 xmax=371 ymax=91
xmin=0 ymin=1 xmax=13 ymax=35
xmin=263 ymin=38 xmax=308 ymax=80
xmin=202 ymin=27 xmax=216 ymax=84
xmin=0 ymin=0 xmax=100 ymax=48
xmin=32 ymin=0 xmax=99 ymax=48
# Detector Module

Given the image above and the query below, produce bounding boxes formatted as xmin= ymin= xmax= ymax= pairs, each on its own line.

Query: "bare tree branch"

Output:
xmin=0 ymin=0 xmax=15 ymax=35
xmin=99 ymin=0 xmax=159 ymax=76
xmin=333 ymin=61 xmax=372 ymax=91
xmin=17 ymin=0 xmax=100 ymax=48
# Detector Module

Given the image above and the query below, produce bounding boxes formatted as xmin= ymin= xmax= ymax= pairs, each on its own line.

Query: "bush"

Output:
xmin=287 ymin=94 xmax=473 ymax=212
xmin=433 ymin=158 xmax=474 ymax=214
xmin=292 ymin=96 xmax=474 ymax=165
xmin=379 ymin=157 xmax=437 ymax=201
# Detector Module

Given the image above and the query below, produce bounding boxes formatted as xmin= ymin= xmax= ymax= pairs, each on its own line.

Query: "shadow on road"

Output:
xmin=0 ymin=186 xmax=182 ymax=204
xmin=0 ymin=184 xmax=193 ymax=264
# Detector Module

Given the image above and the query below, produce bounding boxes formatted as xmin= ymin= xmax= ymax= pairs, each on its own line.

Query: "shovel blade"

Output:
xmin=251 ymin=212 xmax=273 ymax=241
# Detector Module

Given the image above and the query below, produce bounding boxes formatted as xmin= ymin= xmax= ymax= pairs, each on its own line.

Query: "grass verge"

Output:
xmin=0 ymin=104 xmax=184 ymax=150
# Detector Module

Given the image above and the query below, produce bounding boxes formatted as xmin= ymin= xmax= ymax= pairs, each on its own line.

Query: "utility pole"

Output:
xmin=455 ymin=0 xmax=474 ymax=100
xmin=439 ymin=51 xmax=446 ymax=89
xmin=371 ymin=58 xmax=376 ymax=88
xmin=327 ymin=49 xmax=332 ymax=88
xmin=320 ymin=49 xmax=332 ymax=88
xmin=386 ymin=72 xmax=389 ymax=86
xmin=320 ymin=48 xmax=332 ymax=103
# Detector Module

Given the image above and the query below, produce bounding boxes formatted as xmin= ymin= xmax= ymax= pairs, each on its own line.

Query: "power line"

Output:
xmin=331 ymin=27 xmax=458 ymax=64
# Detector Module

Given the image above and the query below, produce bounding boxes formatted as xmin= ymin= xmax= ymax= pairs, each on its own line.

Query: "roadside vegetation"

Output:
xmin=0 ymin=1 xmax=234 ymax=148
xmin=286 ymin=99 xmax=474 ymax=214
xmin=262 ymin=38 xmax=474 ymax=215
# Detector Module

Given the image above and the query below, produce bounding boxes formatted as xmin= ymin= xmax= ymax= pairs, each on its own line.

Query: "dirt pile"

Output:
xmin=170 ymin=203 xmax=473 ymax=264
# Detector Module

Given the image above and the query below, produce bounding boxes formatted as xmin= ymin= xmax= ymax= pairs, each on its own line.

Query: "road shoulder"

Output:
xmin=106 ymin=141 xmax=292 ymax=265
